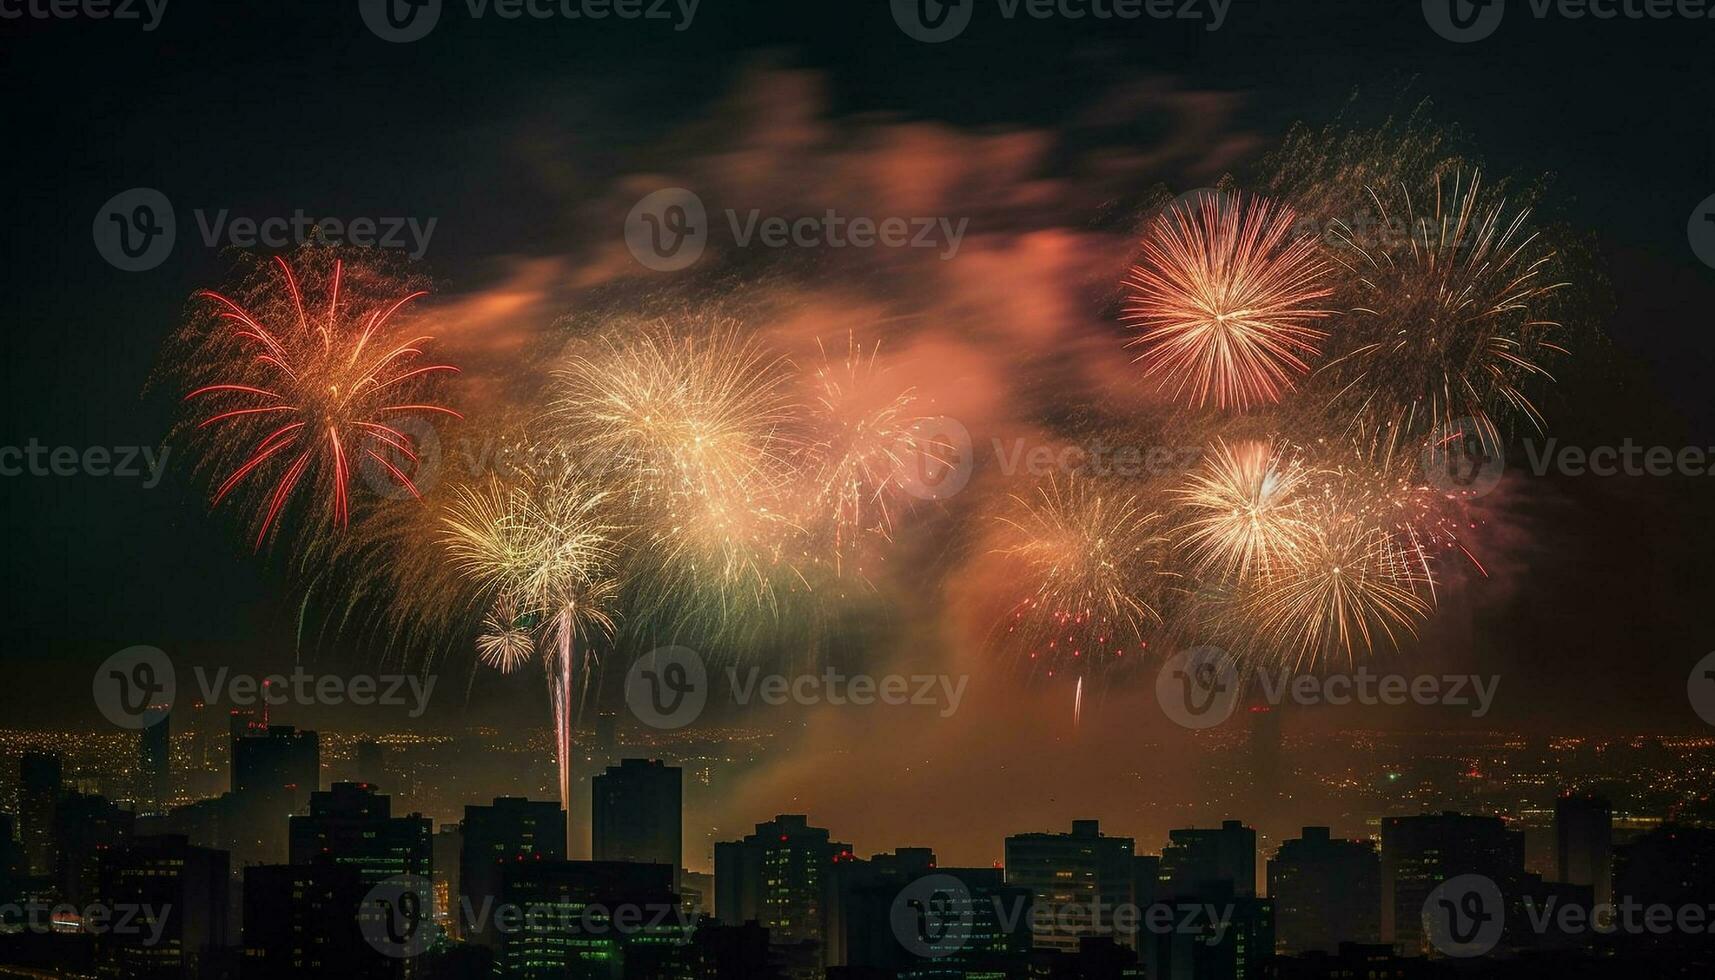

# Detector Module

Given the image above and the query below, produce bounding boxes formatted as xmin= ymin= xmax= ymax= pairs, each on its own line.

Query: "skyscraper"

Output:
xmin=1380 ymin=812 xmax=1522 ymax=954
xmin=18 ymin=752 xmax=61 ymax=877
xmin=591 ymin=759 xmax=682 ymax=890
xmin=230 ymin=724 xmax=319 ymax=866
xmin=138 ymin=714 xmax=170 ymax=814
xmin=1267 ymin=826 xmax=1381 ymax=955
xmin=54 ymin=791 xmax=134 ymax=909
xmin=1161 ymin=819 xmax=1257 ymax=898
xmin=459 ymin=797 xmax=567 ymax=950
xmin=714 ymin=814 xmax=851 ymax=977
xmin=493 ymin=860 xmax=682 ymax=979
xmin=288 ymin=782 xmax=432 ymax=886
xmin=1555 ymin=793 xmax=1613 ymax=906
xmin=96 ymin=835 xmax=230 ymax=980
xmin=1003 ymin=819 xmax=1136 ymax=952
xmin=242 ymin=861 xmax=382 ymax=980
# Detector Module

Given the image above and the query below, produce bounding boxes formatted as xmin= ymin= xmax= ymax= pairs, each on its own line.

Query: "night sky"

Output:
xmin=4 ymin=0 xmax=1715 ymax=751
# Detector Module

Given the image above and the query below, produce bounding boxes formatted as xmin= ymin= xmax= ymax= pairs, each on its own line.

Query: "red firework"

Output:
xmin=183 ymin=254 xmax=461 ymax=548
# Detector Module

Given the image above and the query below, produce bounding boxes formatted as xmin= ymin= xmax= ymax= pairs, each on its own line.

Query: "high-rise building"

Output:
xmin=1380 ymin=812 xmax=1522 ymax=954
xmin=19 ymin=752 xmax=61 ymax=877
xmin=1003 ymin=819 xmax=1137 ymax=953
xmin=54 ymin=792 xmax=135 ymax=909
xmin=1267 ymin=827 xmax=1381 ymax=955
xmin=433 ymin=823 xmax=464 ymax=938
xmin=1161 ymin=820 xmax=1257 ymax=898
xmin=230 ymin=725 xmax=319 ymax=866
xmin=139 ymin=714 xmax=170 ymax=814
xmin=714 ymin=815 xmax=851 ymax=976
xmin=493 ymin=859 xmax=683 ymax=980
xmin=591 ymin=759 xmax=682 ymax=890
xmin=242 ymin=861 xmax=383 ymax=980
xmin=1137 ymin=879 xmax=1273 ymax=980
xmin=840 ymin=863 xmax=1033 ymax=974
xmin=459 ymin=797 xmax=567 ymax=950
xmin=288 ymin=782 xmax=431 ymax=886
xmin=96 ymin=834 xmax=230 ymax=980
xmin=1555 ymin=793 xmax=1613 ymax=906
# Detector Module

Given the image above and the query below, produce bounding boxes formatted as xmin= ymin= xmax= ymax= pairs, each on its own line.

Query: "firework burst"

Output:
xmin=1125 ymin=192 xmax=1333 ymax=412
xmin=1319 ymin=170 xmax=1568 ymax=443
xmin=1175 ymin=438 xmax=1316 ymax=584
xmin=178 ymin=251 xmax=460 ymax=550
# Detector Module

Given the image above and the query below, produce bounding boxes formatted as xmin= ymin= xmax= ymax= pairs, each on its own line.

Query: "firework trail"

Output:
xmin=1124 ymin=192 xmax=1333 ymax=412
xmin=442 ymin=473 xmax=621 ymax=847
xmin=177 ymin=250 xmax=460 ymax=550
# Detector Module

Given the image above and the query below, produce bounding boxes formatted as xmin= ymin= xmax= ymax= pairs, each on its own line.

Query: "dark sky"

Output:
xmin=3 ymin=0 xmax=1714 ymax=735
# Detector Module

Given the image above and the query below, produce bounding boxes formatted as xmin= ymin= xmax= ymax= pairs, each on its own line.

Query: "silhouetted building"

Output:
xmin=243 ymin=861 xmax=381 ymax=980
xmin=459 ymin=797 xmax=566 ymax=950
xmin=19 ymin=752 xmax=61 ymax=877
xmin=1555 ymin=794 xmax=1612 ymax=906
xmin=55 ymin=791 xmax=134 ymax=909
xmin=715 ymin=814 xmax=851 ymax=977
xmin=1380 ymin=812 xmax=1521 ymax=954
xmin=591 ymin=759 xmax=682 ymax=891
xmin=434 ymin=824 xmax=464 ymax=938
xmin=139 ymin=714 xmax=170 ymax=814
xmin=493 ymin=859 xmax=683 ymax=979
xmin=1162 ymin=820 xmax=1257 ymax=898
xmin=1138 ymin=880 xmax=1273 ymax=980
xmin=1005 ymin=819 xmax=1137 ymax=952
xmin=842 ymin=863 xmax=1033 ymax=974
xmin=1614 ymin=823 xmax=1715 ymax=910
xmin=355 ymin=741 xmax=387 ymax=787
xmin=95 ymin=834 xmax=229 ymax=980
xmin=289 ymin=782 xmax=431 ymax=888
xmin=230 ymin=725 xmax=319 ymax=866
xmin=1267 ymin=827 xmax=1380 ymax=954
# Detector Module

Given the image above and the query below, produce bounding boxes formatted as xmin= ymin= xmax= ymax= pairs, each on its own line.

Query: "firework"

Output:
xmin=1125 ymin=192 xmax=1333 ymax=411
xmin=991 ymin=473 xmax=1171 ymax=678
xmin=1175 ymin=438 xmax=1315 ymax=584
xmin=442 ymin=473 xmax=621 ymax=846
xmin=179 ymin=251 xmax=460 ymax=549
xmin=798 ymin=333 xmax=941 ymax=578
xmin=549 ymin=319 xmax=803 ymax=639
xmin=1318 ymin=170 xmax=1568 ymax=443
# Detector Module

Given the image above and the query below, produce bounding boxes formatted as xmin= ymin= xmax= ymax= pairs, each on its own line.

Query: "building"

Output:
xmin=139 ymin=714 xmax=170 ymax=814
xmin=95 ymin=835 xmax=229 ymax=980
xmin=242 ymin=861 xmax=381 ymax=980
xmin=19 ymin=752 xmax=61 ymax=877
xmin=1267 ymin=827 xmax=1380 ymax=955
xmin=591 ymin=759 xmax=682 ymax=891
xmin=54 ymin=791 xmax=135 ymax=909
xmin=460 ymin=797 xmax=567 ymax=950
xmin=1555 ymin=793 xmax=1612 ymax=906
xmin=714 ymin=815 xmax=852 ymax=976
xmin=288 ymin=782 xmax=432 ymax=885
xmin=1379 ymin=812 xmax=1522 ymax=954
xmin=840 ymin=863 xmax=1032 ymax=974
xmin=493 ymin=859 xmax=683 ymax=980
xmin=230 ymin=724 xmax=320 ymax=866
xmin=1004 ymin=819 xmax=1137 ymax=952
xmin=1161 ymin=820 xmax=1257 ymax=898
xmin=1138 ymin=880 xmax=1273 ymax=980
xmin=433 ymin=823 xmax=464 ymax=938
